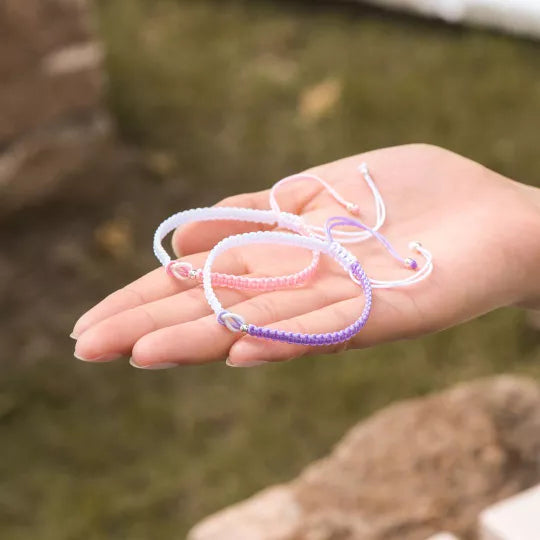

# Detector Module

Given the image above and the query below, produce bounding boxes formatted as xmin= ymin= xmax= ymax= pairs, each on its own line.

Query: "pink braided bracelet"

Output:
xmin=154 ymin=207 xmax=319 ymax=291
xmin=153 ymin=164 xmax=384 ymax=291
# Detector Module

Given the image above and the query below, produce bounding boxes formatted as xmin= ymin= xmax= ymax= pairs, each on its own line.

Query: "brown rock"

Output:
xmin=0 ymin=0 xmax=92 ymax=79
xmin=188 ymin=376 xmax=540 ymax=540
xmin=0 ymin=0 xmax=109 ymax=215
xmin=0 ymin=59 xmax=103 ymax=144
xmin=0 ymin=111 xmax=110 ymax=213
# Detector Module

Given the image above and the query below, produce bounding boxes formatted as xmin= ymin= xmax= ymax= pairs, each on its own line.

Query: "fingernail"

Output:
xmin=129 ymin=357 xmax=178 ymax=370
xmin=74 ymin=352 xmax=121 ymax=362
xmin=226 ymin=357 xmax=267 ymax=368
xmin=71 ymin=319 xmax=87 ymax=339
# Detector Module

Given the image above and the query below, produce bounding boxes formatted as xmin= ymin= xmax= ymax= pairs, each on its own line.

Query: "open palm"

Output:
xmin=73 ymin=144 xmax=539 ymax=368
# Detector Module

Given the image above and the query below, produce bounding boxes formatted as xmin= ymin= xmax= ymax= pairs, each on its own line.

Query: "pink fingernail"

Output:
xmin=129 ymin=358 xmax=177 ymax=370
xmin=74 ymin=352 xmax=121 ymax=362
xmin=71 ymin=318 xmax=87 ymax=339
xmin=225 ymin=358 xmax=267 ymax=368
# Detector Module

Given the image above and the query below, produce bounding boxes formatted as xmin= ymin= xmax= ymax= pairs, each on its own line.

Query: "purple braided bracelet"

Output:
xmin=202 ymin=229 xmax=373 ymax=346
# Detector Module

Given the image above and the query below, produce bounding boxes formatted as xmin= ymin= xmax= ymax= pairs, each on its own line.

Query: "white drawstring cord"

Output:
xmin=269 ymin=162 xmax=386 ymax=242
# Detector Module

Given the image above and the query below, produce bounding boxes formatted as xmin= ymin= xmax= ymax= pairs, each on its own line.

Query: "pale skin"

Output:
xmin=72 ymin=144 xmax=540 ymax=368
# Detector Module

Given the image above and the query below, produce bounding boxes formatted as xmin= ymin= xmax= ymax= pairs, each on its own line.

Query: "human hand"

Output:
xmin=72 ymin=144 xmax=540 ymax=368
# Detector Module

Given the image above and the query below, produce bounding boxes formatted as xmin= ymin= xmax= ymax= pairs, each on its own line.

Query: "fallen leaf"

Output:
xmin=144 ymin=150 xmax=177 ymax=179
xmin=94 ymin=217 xmax=133 ymax=260
xmin=298 ymin=78 xmax=342 ymax=122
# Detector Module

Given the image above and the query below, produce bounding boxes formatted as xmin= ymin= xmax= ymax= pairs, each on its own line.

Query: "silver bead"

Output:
xmin=346 ymin=202 xmax=360 ymax=215
xmin=404 ymin=257 xmax=419 ymax=270
xmin=240 ymin=324 xmax=249 ymax=333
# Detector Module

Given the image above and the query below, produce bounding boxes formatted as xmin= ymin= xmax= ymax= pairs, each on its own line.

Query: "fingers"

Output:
xmin=229 ymin=290 xmax=422 ymax=366
xmin=172 ymin=191 xmax=272 ymax=257
xmin=129 ymin=276 xmax=353 ymax=368
xmin=71 ymin=249 xmax=247 ymax=338
xmin=172 ymin=180 xmax=324 ymax=256
xmin=74 ymin=285 xmax=250 ymax=362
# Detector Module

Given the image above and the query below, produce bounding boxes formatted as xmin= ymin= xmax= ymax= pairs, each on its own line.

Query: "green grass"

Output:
xmin=1 ymin=1 xmax=539 ymax=538
xmin=97 ymin=0 xmax=540 ymax=192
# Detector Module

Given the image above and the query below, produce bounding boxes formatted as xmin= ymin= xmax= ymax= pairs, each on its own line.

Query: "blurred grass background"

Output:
xmin=1 ymin=0 xmax=539 ymax=538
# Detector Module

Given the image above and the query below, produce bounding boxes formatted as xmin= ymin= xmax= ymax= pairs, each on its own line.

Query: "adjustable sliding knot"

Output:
xmin=166 ymin=260 xmax=194 ymax=280
xmin=217 ymin=311 xmax=246 ymax=332
xmin=349 ymin=260 xmax=370 ymax=287
xmin=328 ymin=241 xmax=356 ymax=267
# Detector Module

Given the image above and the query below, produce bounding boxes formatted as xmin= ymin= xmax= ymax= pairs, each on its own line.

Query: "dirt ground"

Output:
xmin=1 ymin=1 xmax=539 ymax=538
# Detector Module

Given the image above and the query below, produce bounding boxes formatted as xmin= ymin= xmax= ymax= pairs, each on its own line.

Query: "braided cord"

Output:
xmin=203 ymin=231 xmax=372 ymax=346
xmin=153 ymin=206 xmax=320 ymax=291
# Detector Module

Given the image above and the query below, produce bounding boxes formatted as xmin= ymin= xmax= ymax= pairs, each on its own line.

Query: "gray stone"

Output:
xmin=188 ymin=376 xmax=540 ymax=540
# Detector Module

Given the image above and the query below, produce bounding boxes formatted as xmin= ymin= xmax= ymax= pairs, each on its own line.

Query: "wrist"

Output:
xmin=511 ymin=183 xmax=540 ymax=309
